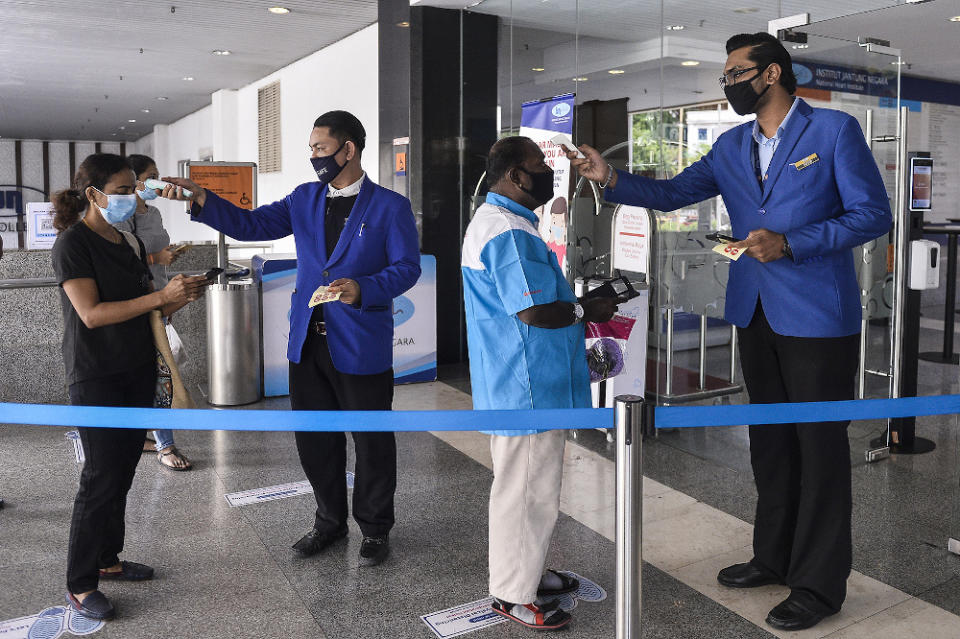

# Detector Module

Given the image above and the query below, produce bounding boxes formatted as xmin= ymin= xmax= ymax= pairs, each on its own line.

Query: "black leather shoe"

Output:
xmin=292 ymin=528 xmax=347 ymax=557
xmin=66 ymin=591 xmax=115 ymax=621
xmin=358 ymin=535 xmax=389 ymax=567
xmin=717 ymin=562 xmax=783 ymax=588
xmin=99 ymin=560 xmax=154 ymax=581
xmin=766 ymin=597 xmax=828 ymax=631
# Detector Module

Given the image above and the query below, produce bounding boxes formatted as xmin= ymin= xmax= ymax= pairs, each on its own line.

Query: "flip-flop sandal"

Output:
xmin=491 ymin=599 xmax=571 ymax=631
xmin=156 ymin=447 xmax=192 ymax=471
xmin=142 ymin=435 xmax=156 ymax=452
xmin=537 ymin=569 xmax=581 ymax=597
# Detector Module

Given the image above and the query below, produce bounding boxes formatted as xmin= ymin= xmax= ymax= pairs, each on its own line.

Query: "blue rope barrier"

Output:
xmin=654 ymin=394 xmax=960 ymax=428
xmin=2 ymin=394 xmax=959 ymax=433
xmin=0 ymin=403 xmax=613 ymax=432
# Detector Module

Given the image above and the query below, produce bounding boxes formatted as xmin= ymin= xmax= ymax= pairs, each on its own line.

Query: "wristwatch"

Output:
xmin=782 ymin=235 xmax=794 ymax=260
xmin=572 ymin=302 xmax=585 ymax=323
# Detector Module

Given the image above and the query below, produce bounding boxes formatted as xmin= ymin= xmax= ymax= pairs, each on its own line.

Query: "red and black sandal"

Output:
xmin=491 ymin=598 xmax=571 ymax=631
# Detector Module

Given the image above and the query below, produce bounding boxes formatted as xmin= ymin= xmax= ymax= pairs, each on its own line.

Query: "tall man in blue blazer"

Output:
xmin=570 ymin=33 xmax=891 ymax=631
xmin=164 ymin=111 xmax=421 ymax=568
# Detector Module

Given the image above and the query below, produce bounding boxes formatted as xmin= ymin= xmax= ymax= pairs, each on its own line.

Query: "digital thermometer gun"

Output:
xmin=144 ymin=178 xmax=193 ymax=199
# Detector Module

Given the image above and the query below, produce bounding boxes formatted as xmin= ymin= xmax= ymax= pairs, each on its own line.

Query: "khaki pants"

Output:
xmin=488 ymin=429 xmax=566 ymax=604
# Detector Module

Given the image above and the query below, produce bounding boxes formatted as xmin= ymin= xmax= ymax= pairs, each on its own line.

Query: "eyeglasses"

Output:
xmin=718 ymin=65 xmax=761 ymax=88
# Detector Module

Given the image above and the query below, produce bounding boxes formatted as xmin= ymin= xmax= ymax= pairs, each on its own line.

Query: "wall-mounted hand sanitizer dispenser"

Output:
xmin=908 ymin=239 xmax=940 ymax=290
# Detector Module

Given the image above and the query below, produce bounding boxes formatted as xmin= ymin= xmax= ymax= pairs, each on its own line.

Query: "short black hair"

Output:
xmin=486 ymin=136 xmax=536 ymax=188
xmin=313 ymin=110 xmax=366 ymax=152
xmin=127 ymin=153 xmax=156 ymax=177
xmin=725 ymin=32 xmax=797 ymax=94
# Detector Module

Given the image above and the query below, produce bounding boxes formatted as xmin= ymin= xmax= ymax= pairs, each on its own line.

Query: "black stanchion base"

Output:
xmin=868 ymin=435 xmax=937 ymax=455
xmin=918 ymin=351 xmax=960 ymax=365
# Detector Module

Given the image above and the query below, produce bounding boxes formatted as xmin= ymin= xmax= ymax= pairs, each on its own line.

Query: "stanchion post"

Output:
xmin=615 ymin=395 xmax=645 ymax=639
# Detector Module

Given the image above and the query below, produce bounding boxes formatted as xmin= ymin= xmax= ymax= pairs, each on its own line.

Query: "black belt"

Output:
xmin=310 ymin=321 xmax=327 ymax=336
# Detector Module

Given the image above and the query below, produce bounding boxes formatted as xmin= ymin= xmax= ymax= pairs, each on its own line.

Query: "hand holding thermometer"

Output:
xmin=144 ymin=178 xmax=193 ymax=199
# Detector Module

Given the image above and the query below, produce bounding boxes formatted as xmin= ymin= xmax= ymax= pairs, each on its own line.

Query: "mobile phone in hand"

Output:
xmin=172 ymin=243 xmax=191 ymax=254
xmin=705 ymin=232 xmax=740 ymax=244
xmin=203 ymin=267 xmax=224 ymax=281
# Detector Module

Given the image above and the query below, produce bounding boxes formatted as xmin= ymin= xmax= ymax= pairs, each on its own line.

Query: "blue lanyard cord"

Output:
xmin=2 ymin=394 xmax=960 ymax=432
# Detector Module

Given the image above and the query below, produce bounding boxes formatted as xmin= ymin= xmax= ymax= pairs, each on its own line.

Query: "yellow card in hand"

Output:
xmin=308 ymin=285 xmax=342 ymax=308
xmin=712 ymin=243 xmax=745 ymax=261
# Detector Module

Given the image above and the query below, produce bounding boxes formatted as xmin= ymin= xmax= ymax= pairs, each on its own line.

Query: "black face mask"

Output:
xmin=724 ymin=68 xmax=771 ymax=116
xmin=517 ymin=167 xmax=555 ymax=207
xmin=310 ymin=141 xmax=347 ymax=185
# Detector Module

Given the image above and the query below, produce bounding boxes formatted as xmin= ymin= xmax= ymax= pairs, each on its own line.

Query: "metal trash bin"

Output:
xmin=206 ymin=280 xmax=262 ymax=406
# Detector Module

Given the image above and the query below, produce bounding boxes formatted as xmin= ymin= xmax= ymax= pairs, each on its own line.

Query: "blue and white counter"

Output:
xmin=253 ymin=253 xmax=438 ymax=397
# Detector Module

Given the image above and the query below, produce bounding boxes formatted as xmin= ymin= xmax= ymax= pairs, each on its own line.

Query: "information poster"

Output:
xmin=520 ymin=93 xmax=575 ymax=275
xmin=25 ymin=202 xmax=56 ymax=250
xmin=187 ymin=162 xmax=256 ymax=210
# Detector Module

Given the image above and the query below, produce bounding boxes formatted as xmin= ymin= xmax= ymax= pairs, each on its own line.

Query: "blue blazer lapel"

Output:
xmin=740 ymin=128 xmax=762 ymax=200
xmin=326 ymin=176 xmax=374 ymax=267
xmin=760 ymin=99 xmax=812 ymax=205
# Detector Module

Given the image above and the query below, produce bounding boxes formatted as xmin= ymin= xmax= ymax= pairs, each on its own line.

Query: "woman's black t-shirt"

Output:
xmin=52 ymin=221 xmax=155 ymax=385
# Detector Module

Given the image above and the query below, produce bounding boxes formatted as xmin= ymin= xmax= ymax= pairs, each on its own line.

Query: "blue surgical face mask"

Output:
xmin=93 ymin=188 xmax=138 ymax=224
xmin=310 ymin=141 xmax=347 ymax=185
xmin=137 ymin=185 xmax=159 ymax=201
xmin=551 ymin=224 xmax=564 ymax=239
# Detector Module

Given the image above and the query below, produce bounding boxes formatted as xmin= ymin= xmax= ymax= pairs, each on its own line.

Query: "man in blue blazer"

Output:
xmin=164 ymin=111 xmax=420 ymax=567
xmin=570 ymin=34 xmax=891 ymax=631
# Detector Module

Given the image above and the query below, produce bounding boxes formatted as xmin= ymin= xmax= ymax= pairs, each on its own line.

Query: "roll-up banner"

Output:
xmin=520 ymin=93 xmax=575 ymax=276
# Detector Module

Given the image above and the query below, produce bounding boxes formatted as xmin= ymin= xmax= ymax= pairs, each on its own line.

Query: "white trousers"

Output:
xmin=488 ymin=429 xmax=566 ymax=604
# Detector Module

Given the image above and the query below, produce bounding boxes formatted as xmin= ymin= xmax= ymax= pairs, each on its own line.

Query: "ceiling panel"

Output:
xmin=0 ymin=0 xmax=377 ymax=141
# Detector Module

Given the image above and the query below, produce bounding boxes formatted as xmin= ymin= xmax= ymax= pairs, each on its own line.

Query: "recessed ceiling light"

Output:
xmin=573 ymin=76 xmax=588 ymax=82
xmin=182 ymin=76 xmax=194 ymax=81
xmin=119 ymin=126 xmax=126 ymax=130
xmin=733 ymin=7 xmax=759 ymax=13
xmin=128 ymin=119 xmax=137 ymax=123
xmin=949 ymin=15 xmax=960 ymax=22
xmin=891 ymin=60 xmax=907 ymax=66
xmin=156 ymin=96 xmax=169 ymax=101
xmin=267 ymin=6 xmax=290 ymax=14
xmin=681 ymin=60 xmax=700 ymax=66
xmin=396 ymin=21 xmax=410 ymax=27
xmin=666 ymin=25 xmax=685 ymax=31
xmin=141 ymin=108 xmax=150 ymax=113
xmin=531 ymin=67 xmax=545 ymax=72
xmin=212 ymin=49 xmax=231 ymax=56
xmin=608 ymin=69 xmax=625 ymax=75
xmin=792 ymin=44 xmax=809 ymax=49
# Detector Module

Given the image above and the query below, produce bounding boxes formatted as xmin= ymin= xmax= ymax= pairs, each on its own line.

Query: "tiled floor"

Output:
xmin=1 ymin=311 xmax=958 ymax=638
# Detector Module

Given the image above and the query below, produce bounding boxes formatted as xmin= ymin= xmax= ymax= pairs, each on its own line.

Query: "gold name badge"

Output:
xmin=794 ymin=153 xmax=820 ymax=170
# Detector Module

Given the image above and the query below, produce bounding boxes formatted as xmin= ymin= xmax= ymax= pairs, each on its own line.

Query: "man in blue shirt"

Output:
xmin=462 ymin=137 xmax=617 ymax=630
xmin=569 ymin=33 xmax=891 ymax=631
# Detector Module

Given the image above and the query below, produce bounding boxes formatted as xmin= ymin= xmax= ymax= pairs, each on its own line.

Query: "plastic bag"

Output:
xmin=165 ymin=322 xmax=187 ymax=367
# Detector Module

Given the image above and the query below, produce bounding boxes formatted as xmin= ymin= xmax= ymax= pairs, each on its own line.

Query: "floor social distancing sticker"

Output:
xmin=420 ymin=572 xmax=605 ymax=638
xmin=0 ymin=605 xmax=103 ymax=639
xmin=224 ymin=472 xmax=355 ymax=508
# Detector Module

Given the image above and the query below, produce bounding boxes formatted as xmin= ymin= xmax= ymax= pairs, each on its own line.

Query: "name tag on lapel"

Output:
xmin=793 ymin=153 xmax=819 ymax=170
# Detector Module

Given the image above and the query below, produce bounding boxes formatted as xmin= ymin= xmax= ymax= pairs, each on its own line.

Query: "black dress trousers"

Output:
xmin=737 ymin=301 xmax=859 ymax=615
xmin=289 ymin=329 xmax=396 ymax=538
xmin=66 ymin=362 xmax=154 ymax=594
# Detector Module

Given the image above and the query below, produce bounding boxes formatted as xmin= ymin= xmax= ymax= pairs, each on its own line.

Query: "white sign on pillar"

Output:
xmin=26 ymin=202 xmax=57 ymax=250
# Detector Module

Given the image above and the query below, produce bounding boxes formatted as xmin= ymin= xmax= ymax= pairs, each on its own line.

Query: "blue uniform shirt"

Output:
xmin=461 ymin=192 xmax=591 ymax=436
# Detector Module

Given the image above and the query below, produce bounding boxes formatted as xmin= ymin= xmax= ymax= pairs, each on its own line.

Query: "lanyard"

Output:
xmin=751 ymin=140 xmax=763 ymax=186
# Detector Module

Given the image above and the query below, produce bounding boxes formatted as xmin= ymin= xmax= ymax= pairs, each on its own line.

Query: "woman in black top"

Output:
xmin=51 ymin=153 xmax=207 ymax=621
